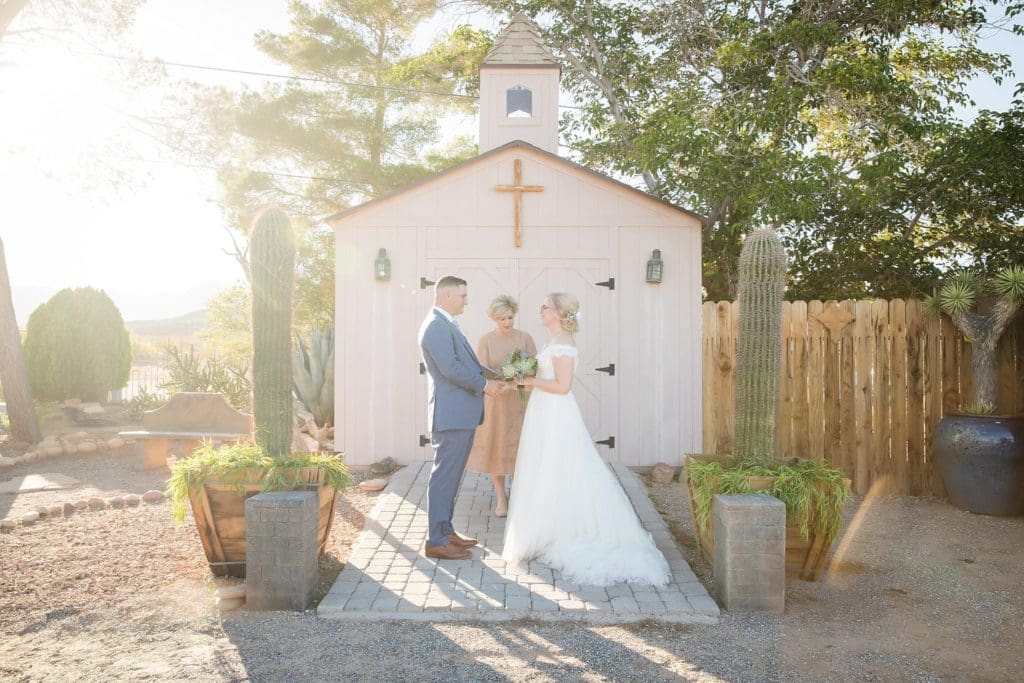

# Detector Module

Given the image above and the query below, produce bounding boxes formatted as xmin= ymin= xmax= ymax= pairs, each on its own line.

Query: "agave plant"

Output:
xmin=925 ymin=265 xmax=1024 ymax=412
xmin=293 ymin=328 xmax=334 ymax=427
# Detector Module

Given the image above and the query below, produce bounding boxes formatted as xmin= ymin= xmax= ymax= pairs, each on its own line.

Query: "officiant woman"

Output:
xmin=468 ymin=294 xmax=537 ymax=517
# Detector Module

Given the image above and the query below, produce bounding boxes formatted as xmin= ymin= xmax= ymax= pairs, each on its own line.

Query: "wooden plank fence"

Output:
xmin=702 ymin=299 xmax=1024 ymax=498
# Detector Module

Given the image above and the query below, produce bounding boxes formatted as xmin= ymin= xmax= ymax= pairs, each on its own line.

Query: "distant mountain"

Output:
xmin=11 ymin=280 xmax=234 ymax=325
xmin=126 ymin=309 xmax=208 ymax=337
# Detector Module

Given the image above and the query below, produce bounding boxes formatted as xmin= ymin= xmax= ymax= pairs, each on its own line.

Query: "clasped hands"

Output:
xmin=483 ymin=378 xmax=533 ymax=396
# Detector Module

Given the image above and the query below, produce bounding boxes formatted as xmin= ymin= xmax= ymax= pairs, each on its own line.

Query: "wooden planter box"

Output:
xmin=683 ymin=454 xmax=849 ymax=582
xmin=187 ymin=467 xmax=339 ymax=577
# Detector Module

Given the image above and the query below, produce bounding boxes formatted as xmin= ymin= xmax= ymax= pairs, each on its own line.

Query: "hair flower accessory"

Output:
xmin=563 ymin=310 xmax=581 ymax=321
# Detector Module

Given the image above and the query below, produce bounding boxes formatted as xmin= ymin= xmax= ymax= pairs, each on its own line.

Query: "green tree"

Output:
xmin=480 ymin=1 xmax=1021 ymax=299
xmin=24 ymin=288 xmax=132 ymax=402
xmin=171 ymin=2 xmax=490 ymax=326
xmin=0 ymin=238 xmax=40 ymax=443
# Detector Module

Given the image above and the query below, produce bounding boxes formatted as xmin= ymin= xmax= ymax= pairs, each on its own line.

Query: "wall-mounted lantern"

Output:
xmin=646 ymin=248 xmax=663 ymax=283
xmin=375 ymin=247 xmax=391 ymax=281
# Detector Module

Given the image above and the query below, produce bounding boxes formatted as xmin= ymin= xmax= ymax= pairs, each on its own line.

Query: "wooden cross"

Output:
xmin=494 ymin=158 xmax=544 ymax=247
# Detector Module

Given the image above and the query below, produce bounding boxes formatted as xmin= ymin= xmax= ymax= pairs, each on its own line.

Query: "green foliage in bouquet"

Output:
xmin=500 ymin=348 xmax=537 ymax=402
xmin=166 ymin=441 xmax=351 ymax=523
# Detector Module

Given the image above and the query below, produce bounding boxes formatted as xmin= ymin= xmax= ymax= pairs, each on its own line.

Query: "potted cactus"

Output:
xmin=684 ymin=227 xmax=850 ymax=580
xmin=168 ymin=207 xmax=350 ymax=576
xmin=929 ymin=266 xmax=1024 ymax=516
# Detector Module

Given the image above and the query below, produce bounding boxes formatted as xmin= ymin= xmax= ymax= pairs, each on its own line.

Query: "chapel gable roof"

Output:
xmin=326 ymin=140 xmax=704 ymax=224
xmin=482 ymin=13 xmax=559 ymax=68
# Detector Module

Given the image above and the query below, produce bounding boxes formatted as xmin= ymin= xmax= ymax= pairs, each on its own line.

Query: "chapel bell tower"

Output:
xmin=479 ymin=14 xmax=560 ymax=154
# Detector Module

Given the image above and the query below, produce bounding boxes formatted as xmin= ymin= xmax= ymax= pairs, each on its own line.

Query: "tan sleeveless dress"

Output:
xmin=467 ymin=328 xmax=537 ymax=475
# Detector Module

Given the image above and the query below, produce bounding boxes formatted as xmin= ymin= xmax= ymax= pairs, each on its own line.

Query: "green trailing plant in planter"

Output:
xmin=926 ymin=265 xmax=1024 ymax=515
xmin=686 ymin=458 xmax=849 ymax=544
xmin=684 ymin=227 xmax=851 ymax=579
xmin=168 ymin=442 xmax=350 ymax=523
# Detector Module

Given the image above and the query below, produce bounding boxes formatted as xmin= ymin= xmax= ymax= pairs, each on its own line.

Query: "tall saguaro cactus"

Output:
xmin=250 ymin=207 xmax=296 ymax=456
xmin=734 ymin=227 xmax=788 ymax=466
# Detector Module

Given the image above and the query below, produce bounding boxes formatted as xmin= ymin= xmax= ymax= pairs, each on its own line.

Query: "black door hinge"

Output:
xmin=595 ymin=278 xmax=615 ymax=290
xmin=596 ymin=363 xmax=615 ymax=376
xmin=419 ymin=434 xmax=431 ymax=447
xmin=420 ymin=277 xmax=435 ymax=289
xmin=595 ymin=436 xmax=615 ymax=448
xmin=419 ymin=362 xmax=426 ymax=375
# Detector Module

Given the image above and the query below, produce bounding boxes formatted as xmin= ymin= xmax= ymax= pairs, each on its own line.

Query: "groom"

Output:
xmin=418 ymin=275 xmax=502 ymax=560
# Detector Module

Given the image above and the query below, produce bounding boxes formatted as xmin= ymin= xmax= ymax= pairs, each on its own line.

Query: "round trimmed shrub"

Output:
xmin=24 ymin=287 xmax=131 ymax=402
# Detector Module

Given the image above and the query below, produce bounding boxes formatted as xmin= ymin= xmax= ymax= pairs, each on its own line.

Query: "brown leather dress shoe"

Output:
xmin=425 ymin=543 xmax=471 ymax=560
xmin=447 ymin=533 xmax=478 ymax=548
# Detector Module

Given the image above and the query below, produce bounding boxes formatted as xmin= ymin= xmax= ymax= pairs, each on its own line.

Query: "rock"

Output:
xmin=63 ymin=502 xmax=76 ymax=515
xmin=73 ymin=500 xmax=89 ymax=511
xmin=124 ymin=494 xmax=141 ymax=507
xmin=35 ymin=506 xmax=50 ymax=518
xmin=67 ymin=431 xmax=90 ymax=440
xmin=0 ymin=519 xmax=17 ymax=530
xmin=81 ymin=403 xmax=105 ymax=415
xmin=87 ymin=497 xmax=107 ymax=510
xmin=107 ymin=438 xmax=125 ymax=450
xmin=358 ymin=478 xmax=388 ymax=492
xmin=216 ymin=596 xmax=245 ymax=612
xmin=22 ymin=451 xmax=39 ymax=462
xmin=64 ymin=398 xmax=82 ymax=406
xmin=142 ymin=490 xmax=165 ymax=503
xmin=107 ymin=497 xmax=125 ymax=509
xmin=297 ymin=433 xmax=319 ymax=453
xmin=21 ymin=511 xmax=40 ymax=524
xmin=47 ymin=505 xmax=64 ymax=518
xmin=62 ymin=445 xmax=79 ymax=456
xmin=650 ymin=463 xmax=676 ymax=484
xmin=77 ymin=442 xmax=98 ymax=454
xmin=0 ymin=458 xmax=13 ymax=469
xmin=215 ymin=584 xmax=247 ymax=600
xmin=369 ymin=457 xmax=398 ymax=477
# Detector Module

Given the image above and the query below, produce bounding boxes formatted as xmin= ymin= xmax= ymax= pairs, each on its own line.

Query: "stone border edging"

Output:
xmin=0 ymin=490 xmax=167 ymax=531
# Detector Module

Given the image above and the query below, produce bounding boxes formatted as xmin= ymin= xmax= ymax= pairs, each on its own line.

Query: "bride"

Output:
xmin=501 ymin=292 xmax=670 ymax=586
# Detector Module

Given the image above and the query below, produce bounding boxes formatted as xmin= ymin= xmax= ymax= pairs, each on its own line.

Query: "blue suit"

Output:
xmin=418 ymin=308 xmax=487 ymax=546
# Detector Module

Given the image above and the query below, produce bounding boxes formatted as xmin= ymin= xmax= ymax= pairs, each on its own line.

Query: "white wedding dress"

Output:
xmin=501 ymin=344 xmax=671 ymax=586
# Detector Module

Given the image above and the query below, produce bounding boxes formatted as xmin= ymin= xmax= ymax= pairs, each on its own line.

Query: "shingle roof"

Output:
xmin=482 ymin=13 xmax=559 ymax=68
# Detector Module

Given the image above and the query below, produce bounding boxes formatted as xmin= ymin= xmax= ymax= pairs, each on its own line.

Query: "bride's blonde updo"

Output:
xmin=548 ymin=292 xmax=581 ymax=334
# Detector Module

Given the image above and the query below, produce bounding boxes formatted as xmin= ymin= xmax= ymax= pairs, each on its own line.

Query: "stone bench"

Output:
xmin=119 ymin=392 xmax=253 ymax=469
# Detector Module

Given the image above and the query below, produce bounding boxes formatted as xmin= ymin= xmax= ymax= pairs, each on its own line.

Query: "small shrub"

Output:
xmin=161 ymin=345 xmax=252 ymax=412
xmin=122 ymin=386 xmax=168 ymax=423
xmin=24 ymin=287 xmax=131 ymax=402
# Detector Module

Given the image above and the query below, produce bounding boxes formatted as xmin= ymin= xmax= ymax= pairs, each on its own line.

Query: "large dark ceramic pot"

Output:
xmin=934 ymin=413 xmax=1024 ymax=516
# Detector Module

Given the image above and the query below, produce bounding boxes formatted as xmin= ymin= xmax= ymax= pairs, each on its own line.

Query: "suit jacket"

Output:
xmin=418 ymin=308 xmax=487 ymax=432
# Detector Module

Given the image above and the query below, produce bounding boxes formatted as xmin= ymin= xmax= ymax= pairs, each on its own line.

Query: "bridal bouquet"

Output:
xmin=500 ymin=349 xmax=537 ymax=403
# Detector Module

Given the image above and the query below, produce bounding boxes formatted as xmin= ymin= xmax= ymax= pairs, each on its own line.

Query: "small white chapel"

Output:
xmin=329 ymin=15 xmax=704 ymax=468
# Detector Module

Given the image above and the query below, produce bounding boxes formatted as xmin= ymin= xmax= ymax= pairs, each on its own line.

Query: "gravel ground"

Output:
xmin=2 ymin=448 xmax=1022 ymax=682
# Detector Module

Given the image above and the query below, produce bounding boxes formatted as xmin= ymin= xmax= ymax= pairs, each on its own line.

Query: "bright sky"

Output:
xmin=0 ymin=1 xmax=1020 ymax=322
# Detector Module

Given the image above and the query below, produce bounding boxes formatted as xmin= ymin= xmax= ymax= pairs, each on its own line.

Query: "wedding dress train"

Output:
xmin=501 ymin=344 xmax=670 ymax=586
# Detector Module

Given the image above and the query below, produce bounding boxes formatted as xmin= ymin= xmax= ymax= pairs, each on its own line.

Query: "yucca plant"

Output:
xmin=293 ymin=328 xmax=334 ymax=428
xmin=925 ymin=265 xmax=1024 ymax=412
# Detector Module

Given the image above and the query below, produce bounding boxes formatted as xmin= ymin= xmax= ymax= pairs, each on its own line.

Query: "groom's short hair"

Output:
xmin=435 ymin=275 xmax=467 ymax=292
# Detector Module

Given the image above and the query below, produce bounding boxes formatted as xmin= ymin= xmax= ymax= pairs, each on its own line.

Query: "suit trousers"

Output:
xmin=427 ymin=428 xmax=476 ymax=547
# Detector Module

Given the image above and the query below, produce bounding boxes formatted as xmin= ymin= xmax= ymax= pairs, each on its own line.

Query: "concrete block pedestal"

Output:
xmin=245 ymin=491 xmax=319 ymax=611
xmin=712 ymin=493 xmax=786 ymax=614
